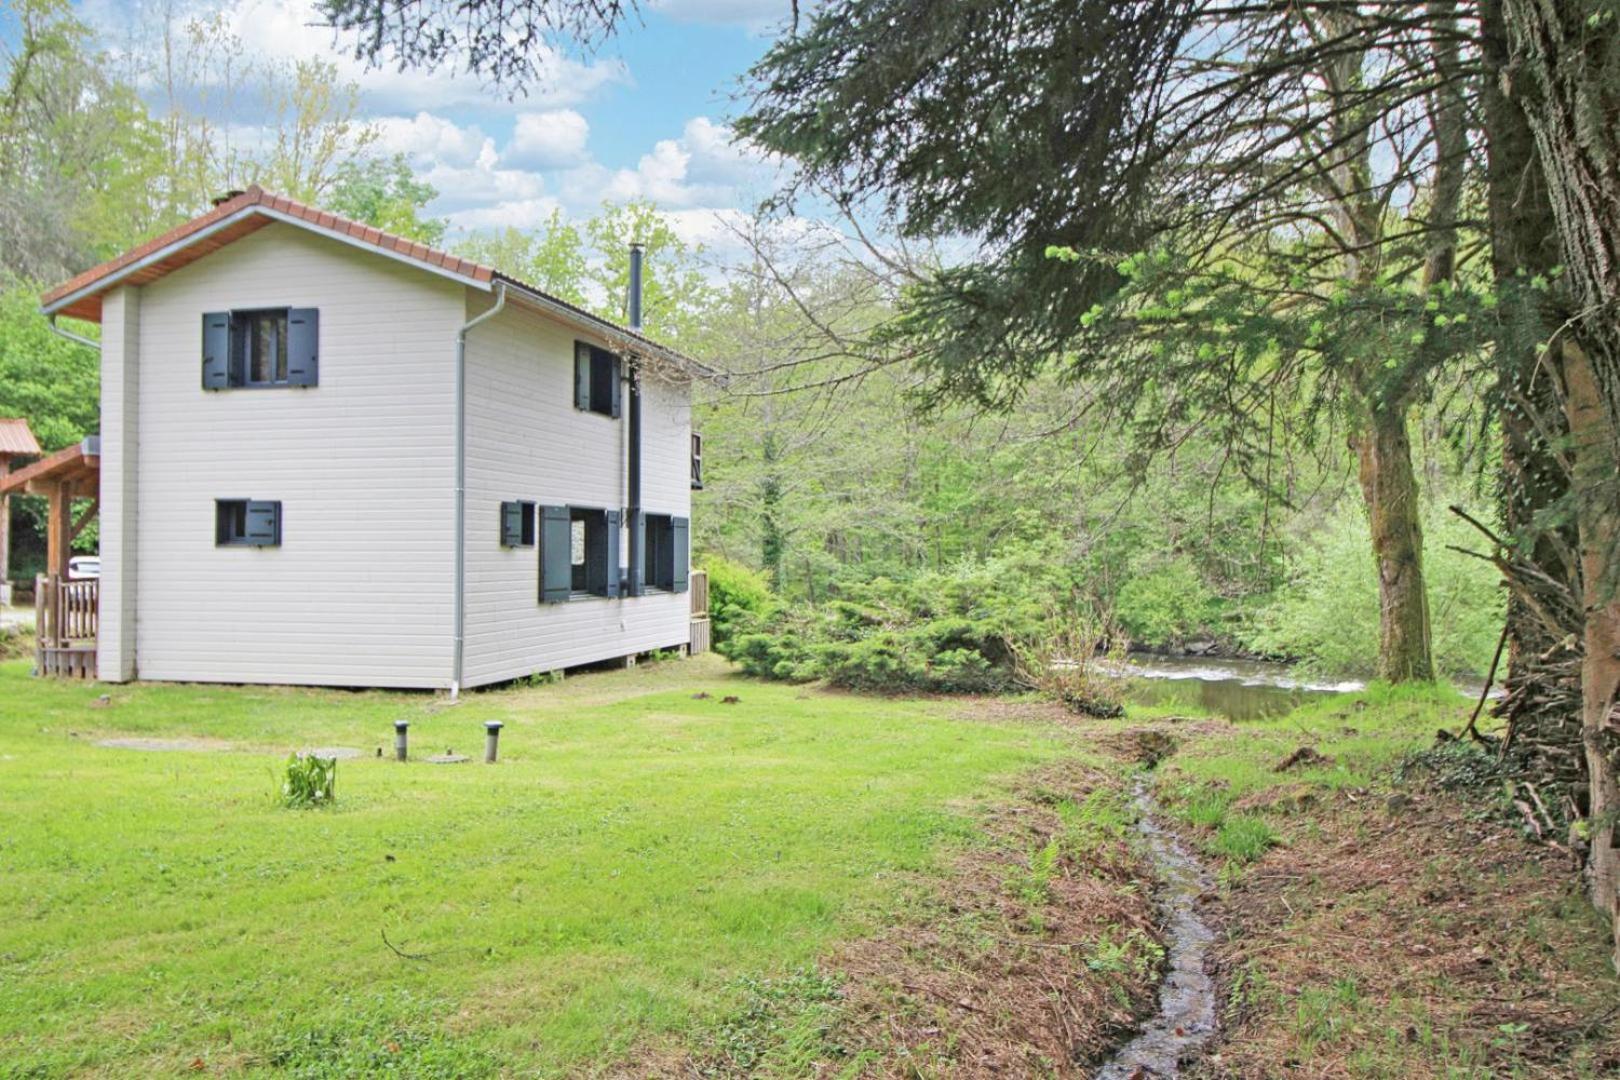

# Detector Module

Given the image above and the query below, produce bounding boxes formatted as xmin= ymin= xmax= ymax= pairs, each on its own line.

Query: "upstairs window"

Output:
xmin=203 ymin=308 xmax=318 ymax=389
xmin=216 ymin=499 xmax=281 ymax=547
xmin=691 ymin=432 xmax=704 ymax=490
xmin=573 ymin=342 xmax=620 ymax=417
xmin=239 ymin=310 xmax=288 ymax=385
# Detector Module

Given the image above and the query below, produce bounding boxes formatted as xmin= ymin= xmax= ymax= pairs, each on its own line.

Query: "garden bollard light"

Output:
xmin=394 ymin=720 xmax=409 ymax=762
xmin=484 ymin=721 xmax=503 ymax=764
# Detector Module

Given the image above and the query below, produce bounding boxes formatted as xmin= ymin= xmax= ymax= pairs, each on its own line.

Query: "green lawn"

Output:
xmin=0 ymin=656 xmax=1078 ymax=1077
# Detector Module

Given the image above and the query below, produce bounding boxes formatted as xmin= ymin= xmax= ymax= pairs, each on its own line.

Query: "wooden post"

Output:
xmin=46 ymin=483 xmax=71 ymax=581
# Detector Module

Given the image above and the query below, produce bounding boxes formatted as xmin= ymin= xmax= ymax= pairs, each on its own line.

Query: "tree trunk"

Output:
xmin=1505 ymin=0 xmax=1620 ymax=967
xmin=1351 ymin=402 xmax=1434 ymax=683
xmin=1480 ymin=0 xmax=1583 ymax=796
xmin=759 ymin=429 xmax=784 ymax=589
xmin=1562 ymin=340 xmax=1620 ymax=968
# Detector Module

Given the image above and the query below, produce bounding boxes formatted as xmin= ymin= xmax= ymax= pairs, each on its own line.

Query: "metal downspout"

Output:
xmin=453 ymin=283 xmax=507 ymax=698
xmin=46 ymin=317 xmax=100 ymax=350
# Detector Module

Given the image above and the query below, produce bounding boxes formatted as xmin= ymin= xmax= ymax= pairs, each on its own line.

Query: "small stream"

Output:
xmin=1093 ymin=776 xmax=1219 ymax=1080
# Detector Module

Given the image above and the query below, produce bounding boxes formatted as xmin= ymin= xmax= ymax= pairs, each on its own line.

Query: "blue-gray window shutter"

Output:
xmin=609 ymin=356 xmax=622 ymax=419
xmin=202 ymin=312 xmax=230 ymax=389
xmin=672 ymin=516 xmax=689 ymax=593
xmin=602 ymin=509 xmax=621 ymax=598
xmin=500 ymin=501 xmax=522 ymax=547
xmin=574 ymin=343 xmax=592 ymax=411
xmin=245 ymin=501 xmax=281 ymax=546
xmin=287 ymin=308 xmax=318 ymax=386
xmin=539 ymin=505 xmax=572 ymax=603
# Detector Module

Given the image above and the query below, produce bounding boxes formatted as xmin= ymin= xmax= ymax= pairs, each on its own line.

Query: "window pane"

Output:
xmin=273 ymin=312 xmax=288 ymax=382
xmin=571 ymin=520 xmax=586 ymax=566
xmin=250 ymin=317 xmax=273 ymax=384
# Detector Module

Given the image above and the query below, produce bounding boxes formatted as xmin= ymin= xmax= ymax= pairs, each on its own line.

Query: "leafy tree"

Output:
xmin=741 ymin=0 xmax=1479 ymax=684
xmin=316 ymin=0 xmax=641 ymax=86
xmin=584 ymin=201 xmax=713 ymax=342
xmin=327 ymin=154 xmax=447 ymax=245
xmin=0 ymin=0 xmax=167 ymax=280
xmin=456 ymin=210 xmax=589 ymax=308
xmin=0 ymin=281 xmax=96 ymax=451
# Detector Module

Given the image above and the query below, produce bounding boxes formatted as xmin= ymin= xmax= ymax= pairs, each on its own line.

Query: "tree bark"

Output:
xmin=1320 ymin=7 xmax=1438 ymax=685
xmin=1504 ymin=0 xmax=1620 ymax=967
xmin=1562 ymin=340 xmax=1620 ymax=968
xmin=1352 ymin=404 xmax=1434 ymax=683
xmin=1480 ymin=0 xmax=1582 ymax=796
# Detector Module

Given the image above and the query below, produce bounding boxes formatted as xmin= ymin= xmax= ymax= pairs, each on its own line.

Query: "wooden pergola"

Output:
xmin=0 ymin=436 xmax=100 ymax=677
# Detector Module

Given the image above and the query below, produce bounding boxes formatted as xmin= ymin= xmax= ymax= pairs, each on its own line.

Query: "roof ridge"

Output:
xmin=39 ymin=186 xmax=496 ymax=312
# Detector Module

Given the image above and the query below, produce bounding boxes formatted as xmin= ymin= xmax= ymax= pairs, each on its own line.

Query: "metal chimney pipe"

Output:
xmin=394 ymin=720 xmax=409 ymax=762
xmin=628 ymin=242 xmax=644 ymax=332
xmin=626 ymin=242 xmax=645 ymax=597
xmin=484 ymin=721 xmax=503 ymax=764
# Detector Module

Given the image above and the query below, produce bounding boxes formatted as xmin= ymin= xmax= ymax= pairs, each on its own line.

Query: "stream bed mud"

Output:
xmin=1093 ymin=776 xmax=1219 ymax=1079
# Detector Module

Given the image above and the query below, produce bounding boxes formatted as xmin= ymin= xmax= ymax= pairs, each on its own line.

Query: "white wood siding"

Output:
xmin=128 ymin=224 xmax=462 ymax=687
xmin=97 ymin=287 xmax=139 ymax=681
xmin=461 ymin=295 xmax=692 ymax=687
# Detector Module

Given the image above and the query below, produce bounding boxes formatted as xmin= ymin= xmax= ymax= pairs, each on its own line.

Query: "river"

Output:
xmin=1122 ymin=653 xmax=1487 ymax=722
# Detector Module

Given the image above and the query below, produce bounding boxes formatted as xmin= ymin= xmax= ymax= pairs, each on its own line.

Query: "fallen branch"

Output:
xmin=381 ymin=929 xmax=432 ymax=961
xmin=1461 ymin=622 xmax=1508 ymax=744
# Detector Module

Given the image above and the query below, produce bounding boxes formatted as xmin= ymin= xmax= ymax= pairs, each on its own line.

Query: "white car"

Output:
xmin=67 ymin=556 xmax=100 ymax=580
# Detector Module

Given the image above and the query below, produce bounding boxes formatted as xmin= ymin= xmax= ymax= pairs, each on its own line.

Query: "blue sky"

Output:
xmin=71 ymin=0 xmax=791 ymax=249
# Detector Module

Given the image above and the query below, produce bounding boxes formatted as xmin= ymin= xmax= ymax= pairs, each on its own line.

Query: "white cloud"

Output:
xmin=598 ymin=116 xmax=776 ymax=209
xmin=648 ymin=0 xmax=792 ymax=31
xmin=445 ymin=197 xmax=564 ymax=232
xmin=99 ymin=0 xmax=628 ymax=116
xmin=371 ymin=112 xmax=489 ymax=168
xmin=505 ymin=110 xmax=591 ymax=170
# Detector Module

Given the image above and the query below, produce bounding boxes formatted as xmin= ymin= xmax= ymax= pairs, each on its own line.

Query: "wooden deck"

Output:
xmin=35 ymin=574 xmax=97 ymax=679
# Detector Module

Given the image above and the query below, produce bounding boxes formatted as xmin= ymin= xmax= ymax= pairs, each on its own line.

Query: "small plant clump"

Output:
xmin=280 ymin=753 xmax=336 ymax=809
xmin=1010 ymin=603 xmax=1129 ymax=717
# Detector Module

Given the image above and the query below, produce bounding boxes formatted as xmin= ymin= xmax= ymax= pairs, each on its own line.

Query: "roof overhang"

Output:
xmin=38 ymin=184 xmax=724 ymax=383
xmin=41 ymin=206 xmax=492 ymax=323
xmin=495 ymin=277 xmax=724 ymax=383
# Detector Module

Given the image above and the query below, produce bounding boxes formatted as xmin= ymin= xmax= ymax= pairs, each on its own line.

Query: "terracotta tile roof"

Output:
xmin=37 ymin=185 xmax=716 ymax=377
xmin=0 ymin=418 xmax=41 ymax=458
xmin=40 ymin=185 xmax=493 ymax=323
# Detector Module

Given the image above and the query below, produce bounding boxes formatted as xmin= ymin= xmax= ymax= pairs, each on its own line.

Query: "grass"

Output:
xmin=1136 ymin=680 xmax=1620 ymax=1078
xmin=0 ymin=655 xmax=1078 ymax=1076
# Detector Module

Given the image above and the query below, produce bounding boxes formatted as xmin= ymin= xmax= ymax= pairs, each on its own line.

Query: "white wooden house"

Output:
xmin=34 ymin=186 xmax=710 ymax=691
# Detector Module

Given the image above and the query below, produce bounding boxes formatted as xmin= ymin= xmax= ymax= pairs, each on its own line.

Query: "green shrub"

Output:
xmin=1114 ymin=555 xmax=1220 ymax=646
xmin=280 ymin=754 xmax=336 ymax=809
xmin=719 ymin=551 xmax=1075 ymax=694
xmin=0 ymin=625 xmax=34 ymax=662
xmin=1243 ymin=501 xmax=1504 ymax=679
xmin=701 ymin=555 xmax=775 ymax=647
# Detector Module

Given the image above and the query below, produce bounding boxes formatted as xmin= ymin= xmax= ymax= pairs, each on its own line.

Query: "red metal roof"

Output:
xmin=0 ymin=418 xmax=41 ymax=458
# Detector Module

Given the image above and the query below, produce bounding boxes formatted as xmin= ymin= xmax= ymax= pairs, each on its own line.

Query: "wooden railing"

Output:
xmin=36 ymin=574 xmax=98 ymax=644
xmin=689 ymin=569 xmax=711 ymax=655
xmin=34 ymin=574 xmax=98 ymax=679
